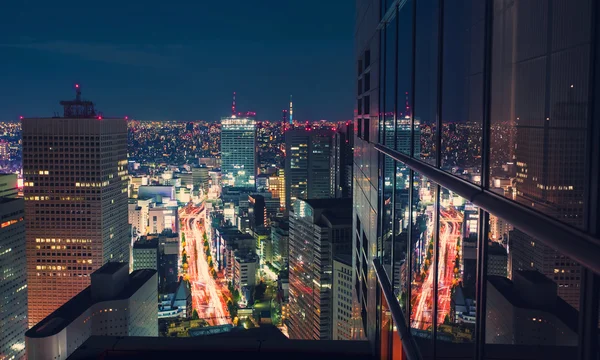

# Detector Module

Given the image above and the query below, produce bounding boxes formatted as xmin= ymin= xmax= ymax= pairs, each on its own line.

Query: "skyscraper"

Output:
xmin=289 ymin=95 xmax=293 ymax=125
xmin=220 ymin=115 xmax=256 ymax=188
xmin=354 ymin=1 xmax=599 ymax=359
xmin=23 ymin=87 xmax=129 ymax=327
xmin=0 ymin=174 xmax=27 ymax=360
xmin=330 ymin=121 xmax=354 ymax=198
xmin=288 ymin=198 xmax=352 ymax=340
xmin=284 ymin=129 xmax=333 ymax=210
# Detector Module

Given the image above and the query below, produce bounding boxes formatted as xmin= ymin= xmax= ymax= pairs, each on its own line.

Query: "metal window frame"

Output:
xmin=376 ymin=143 xmax=600 ymax=276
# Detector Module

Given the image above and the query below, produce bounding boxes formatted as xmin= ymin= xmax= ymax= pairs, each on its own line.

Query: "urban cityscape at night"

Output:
xmin=1 ymin=1 xmax=599 ymax=360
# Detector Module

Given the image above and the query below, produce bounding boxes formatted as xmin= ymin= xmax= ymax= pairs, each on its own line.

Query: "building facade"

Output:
xmin=25 ymin=263 xmax=157 ymax=360
xmin=333 ymin=255 xmax=354 ymax=341
xmin=288 ymin=198 xmax=352 ymax=340
xmin=354 ymin=1 xmax=600 ymax=359
xmin=284 ymin=129 xmax=334 ymax=211
xmin=0 ymin=175 xmax=27 ymax=360
xmin=23 ymin=99 xmax=129 ymax=327
xmin=132 ymin=238 xmax=159 ymax=271
xmin=220 ymin=116 xmax=256 ymax=188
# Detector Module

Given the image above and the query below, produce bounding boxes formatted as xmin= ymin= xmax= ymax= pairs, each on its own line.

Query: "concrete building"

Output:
xmin=234 ymin=252 xmax=258 ymax=292
xmin=220 ymin=116 xmax=256 ymax=188
xmin=0 ymin=175 xmax=27 ymax=360
xmin=486 ymin=271 xmax=578 ymax=346
xmin=288 ymin=198 xmax=352 ymax=340
xmin=22 ymin=94 xmax=129 ymax=327
xmin=330 ymin=122 xmax=354 ymax=199
xmin=284 ymin=129 xmax=334 ymax=211
xmin=25 ymin=263 xmax=157 ymax=360
xmin=333 ymin=255 xmax=353 ymax=340
xmin=132 ymin=237 xmax=159 ymax=271
xmin=271 ymin=218 xmax=289 ymax=269
xmin=158 ymin=277 xmax=192 ymax=319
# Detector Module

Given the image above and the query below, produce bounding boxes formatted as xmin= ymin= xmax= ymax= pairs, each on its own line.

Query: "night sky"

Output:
xmin=0 ymin=1 xmax=355 ymax=122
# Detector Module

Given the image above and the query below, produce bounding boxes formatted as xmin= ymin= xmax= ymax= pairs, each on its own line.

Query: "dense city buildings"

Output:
xmin=25 ymin=263 xmax=157 ymax=360
xmin=22 ymin=91 xmax=130 ymax=327
xmin=354 ymin=1 xmax=600 ymax=359
xmin=0 ymin=174 xmax=27 ymax=360
xmin=220 ymin=115 xmax=256 ymax=188
xmin=288 ymin=198 xmax=352 ymax=340
xmin=284 ymin=129 xmax=334 ymax=210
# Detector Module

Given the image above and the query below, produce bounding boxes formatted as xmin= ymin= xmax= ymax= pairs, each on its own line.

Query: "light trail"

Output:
xmin=180 ymin=206 xmax=231 ymax=326
xmin=411 ymin=206 xmax=463 ymax=331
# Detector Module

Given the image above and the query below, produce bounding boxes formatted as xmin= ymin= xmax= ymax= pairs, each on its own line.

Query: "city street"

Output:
xmin=180 ymin=205 xmax=231 ymax=326
xmin=411 ymin=206 xmax=463 ymax=330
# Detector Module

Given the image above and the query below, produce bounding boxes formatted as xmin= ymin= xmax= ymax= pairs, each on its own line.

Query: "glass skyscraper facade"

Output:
xmin=220 ymin=116 xmax=256 ymax=188
xmin=354 ymin=1 xmax=600 ymax=359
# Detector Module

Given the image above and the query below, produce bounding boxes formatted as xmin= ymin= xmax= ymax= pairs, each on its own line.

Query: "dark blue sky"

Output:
xmin=0 ymin=1 xmax=355 ymax=122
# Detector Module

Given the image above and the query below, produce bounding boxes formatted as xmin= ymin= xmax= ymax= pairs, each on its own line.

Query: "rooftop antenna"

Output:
xmin=232 ymin=92 xmax=236 ymax=116
xmin=289 ymin=95 xmax=293 ymax=125
xmin=59 ymin=84 xmax=96 ymax=118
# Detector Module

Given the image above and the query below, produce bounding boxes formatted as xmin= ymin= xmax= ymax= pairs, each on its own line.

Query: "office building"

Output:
xmin=330 ymin=122 xmax=354 ymax=198
xmin=353 ymin=0 xmax=600 ymax=359
xmin=25 ymin=263 xmax=157 ymax=360
xmin=284 ymin=129 xmax=334 ymax=211
xmin=271 ymin=217 xmax=289 ymax=269
xmin=22 ymin=90 xmax=129 ymax=327
xmin=248 ymin=194 xmax=267 ymax=230
xmin=288 ymin=198 xmax=352 ymax=340
xmin=132 ymin=237 xmax=159 ymax=271
xmin=333 ymin=255 xmax=354 ymax=341
xmin=220 ymin=116 xmax=256 ymax=188
xmin=268 ymin=169 xmax=286 ymax=209
xmin=0 ymin=174 xmax=27 ymax=360
xmin=234 ymin=252 xmax=258 ymax=292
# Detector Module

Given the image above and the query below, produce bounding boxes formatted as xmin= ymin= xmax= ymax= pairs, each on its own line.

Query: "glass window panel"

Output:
xmin=440 ymin=0 xmax=484 ymax=184
xmin=435 ymin=187 xmax=477 ymax=349
xmin=409 ymin=171 xmax=435 ymax=346
xmin=395 ymin=0 xmax=413 ymax=155
xmin=384 ymin=17 xmax=397 ymax=148
xmin=382 ymin=154 xmax=394 ymax=280
xmin=380 ymin=290 xmax=392 ymax=360
xmin=489 ymin=0 xmax=592 ymax=230
xmin=485 ymin=215 xmax=580 ymax=359
xmin=414 ymin=0 xmax=439 ymax=165
xmin=393 ymin=162 xmax=410 ymax=312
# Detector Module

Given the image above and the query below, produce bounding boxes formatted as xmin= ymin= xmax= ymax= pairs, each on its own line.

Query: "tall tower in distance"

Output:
xmin=221 ymin=93 xmax=257 ymax=188
xmin=23 ymin=85 xmax=130 ymax=327
xmin=289 ymin=95 xmax=293 ymax=125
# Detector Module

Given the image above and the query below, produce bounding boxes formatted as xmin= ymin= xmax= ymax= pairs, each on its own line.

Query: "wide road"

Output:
xmin=410 ymin=206 xmax=463 ymax=330
xmin=180 ymin=205 xmax=230 ymax=326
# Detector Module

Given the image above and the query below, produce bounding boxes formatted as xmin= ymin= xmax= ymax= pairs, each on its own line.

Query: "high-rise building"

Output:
xmin=248 ymin=194 xmax=267 ymax=230
xmin=332 ymin=255 xmax=354 ymax=341
xmin=284 ymin=129 xmax=334 ymax=211
xmin=288 ymin=198 xmax=352 ymax=340
xmin=268 ymin=169 xmax=286 ymax=210
xmin=0 ymin=174 xmax=27 ymax=360
xmin=354 ymin=1 xmax=600 ymax=359
xmin=331 ymin=122 xmax=354 ymax=198
xmin=271 ymin=217 xmax=289 ymax=270
xmin=22 ymin=88 xmax=129 ymax=327
xmin=220 ymin=116 xmax=256 ymax=188
xmin=25 ymin=263 xmax=157 ymax=360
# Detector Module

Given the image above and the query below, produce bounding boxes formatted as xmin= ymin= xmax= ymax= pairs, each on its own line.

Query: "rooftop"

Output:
xmin=26 ymin=267 xmax=156 ymax=339
xmin=67 ymin=326 xmax=372 ymax=360
xmin=302 ymin=198 xmax=352 ymax=210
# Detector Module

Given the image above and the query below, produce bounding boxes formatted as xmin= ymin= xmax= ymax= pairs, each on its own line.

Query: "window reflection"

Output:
xmin=395 ymin=0 xmax=413 ymax=156
xmin=440 ymin=0 xmax=484 ymax=184
xmin=486 ymin=216 xmax=580 ymax=358
xmin=393 ymin=162 xmax=410 ymax=312
xmin=436 ymin=187 xmax=477 ymax=345
xmin=414 ymin=0 xmax=439 ymax=165
xmin=489 ymin=0 xmax=592 ymax=229
xmin=409 ymin=172 xmax=435 ymax=337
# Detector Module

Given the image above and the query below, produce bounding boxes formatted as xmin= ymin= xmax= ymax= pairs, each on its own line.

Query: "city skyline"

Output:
xmin=0 ymin=1 xmax=355 ymax=122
